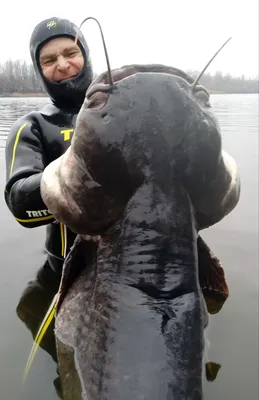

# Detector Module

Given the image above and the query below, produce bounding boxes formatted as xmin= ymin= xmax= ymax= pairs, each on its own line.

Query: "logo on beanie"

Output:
xmin=46 ymin=20 xmax=57 ymax=29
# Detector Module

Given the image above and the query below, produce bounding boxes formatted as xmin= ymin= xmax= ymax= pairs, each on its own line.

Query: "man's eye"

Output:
xmin=42 ymin=59 xmax=55 ymax=66
xmin=67 ymin=51 xmax=79 ymax=57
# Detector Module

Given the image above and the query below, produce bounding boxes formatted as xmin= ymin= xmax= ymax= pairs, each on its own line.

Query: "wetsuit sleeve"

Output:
xmin=4 ymin=115 xmax=55 ymax=228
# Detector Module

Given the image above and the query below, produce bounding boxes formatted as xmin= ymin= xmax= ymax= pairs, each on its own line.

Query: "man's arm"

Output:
xmin=4 ymin=114 xmax=55 ymax=228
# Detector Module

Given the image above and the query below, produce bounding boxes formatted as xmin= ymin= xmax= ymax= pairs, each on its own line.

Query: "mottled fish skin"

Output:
xmin=41 ymin=66 xmax=240 ymax=236
xmin=56 ymin=181 xmax=205 ymax=400
xmin=42 ymin=65 xmax=241 ymax=399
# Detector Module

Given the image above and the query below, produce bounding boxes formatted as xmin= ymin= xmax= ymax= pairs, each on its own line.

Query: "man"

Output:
xmin=4 ymin=16 xmax=94 ymax=398
xmin=4 ymin=16 xmax=94 ymax=272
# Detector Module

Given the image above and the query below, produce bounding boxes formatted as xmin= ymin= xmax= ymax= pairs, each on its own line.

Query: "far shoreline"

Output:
xmin=0 ymin=93 xmax=48 ymax=97
xmin=0 ymin=91 xmax=258 ymax=98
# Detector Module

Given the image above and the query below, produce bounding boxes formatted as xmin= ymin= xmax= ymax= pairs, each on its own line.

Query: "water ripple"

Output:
xmin=0 ymin=94 xmax=258 ymax=151
xmin=0 ymin=97 xmax=49 ymax=148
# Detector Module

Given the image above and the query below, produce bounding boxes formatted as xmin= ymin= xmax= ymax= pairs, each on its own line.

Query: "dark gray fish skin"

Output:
xmin=40 ymin=65 xmax=241 ymax=399
xmin=41 ymin=67 xmax=239 ymax=235
xmin=55 ymin=181 xmax=204 ymax=400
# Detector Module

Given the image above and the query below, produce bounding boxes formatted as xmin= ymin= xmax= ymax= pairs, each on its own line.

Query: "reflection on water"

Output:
xmin=0 ymin=97 xmax=49 ymax=149
xmin=0 ymin=94 xmax=258 ymax=400
xmin=16 ymin=260 xmax=62 ymax=398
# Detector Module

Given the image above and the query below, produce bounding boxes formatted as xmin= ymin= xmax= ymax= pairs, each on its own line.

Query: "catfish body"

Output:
xmin=55 ymin=180 xmax=205 ymax=400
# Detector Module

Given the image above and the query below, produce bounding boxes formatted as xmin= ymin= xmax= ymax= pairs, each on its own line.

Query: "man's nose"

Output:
xmin=57 ymin=56 xmax=70 ymax=71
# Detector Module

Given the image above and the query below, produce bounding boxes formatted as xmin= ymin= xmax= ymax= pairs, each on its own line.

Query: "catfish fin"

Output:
xmin=205 ymin=361 xmax=222 ymax=382
xmin=197 ymin=235 xmax=229 ymax=314
xmin=56 ymin=234 xmax=99 ymax=313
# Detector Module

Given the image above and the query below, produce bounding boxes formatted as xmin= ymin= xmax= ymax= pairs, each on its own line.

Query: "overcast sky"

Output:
xmin=1 ymin=0 xmax=258 ymax=77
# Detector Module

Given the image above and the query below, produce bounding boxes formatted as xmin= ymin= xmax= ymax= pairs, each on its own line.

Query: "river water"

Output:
xmin=0 ymin=94 xmax=258 ymax=400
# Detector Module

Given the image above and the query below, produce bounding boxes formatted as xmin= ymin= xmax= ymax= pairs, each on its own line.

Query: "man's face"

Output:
xmin=39 ymin=37 xmax=84 ymax=83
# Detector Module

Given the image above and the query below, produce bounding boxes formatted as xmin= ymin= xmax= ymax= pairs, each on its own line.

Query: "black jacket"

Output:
xmin=4 ymin=102 xmax=79 ymax=261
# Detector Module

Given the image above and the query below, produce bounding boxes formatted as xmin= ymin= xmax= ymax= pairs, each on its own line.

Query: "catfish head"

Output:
xmin=40 ymin=64 xmax=236 ymax=235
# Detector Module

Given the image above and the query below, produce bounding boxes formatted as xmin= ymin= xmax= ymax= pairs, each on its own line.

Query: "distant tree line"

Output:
xmin=0 ymin=60 xmax=45 ymax=94
xmin=0 ymin=59 xmax=258 ymax=95
xmin=186 ymin=69 xmax=258 ymax=94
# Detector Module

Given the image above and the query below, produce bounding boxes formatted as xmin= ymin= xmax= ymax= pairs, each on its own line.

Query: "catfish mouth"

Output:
xmin=85 ymin=64 xmax=211 ymax=104
xmin=192 ymin=84 xmax=209 ymax=96
xmin=84 ymin=64 xmax=212 ymax=113
xmin=85 ymin=83 xmax=114 ymax=110
xmin=86 ymin=82 xmax=115 ymax=100
xmin=192 ymin=84 xmax=211 ymax=107
xmin=85 ymin=65 xmax=144 ymax=100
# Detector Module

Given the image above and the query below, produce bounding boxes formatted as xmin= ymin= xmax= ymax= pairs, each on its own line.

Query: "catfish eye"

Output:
xmin=193 ymin=85 xmax=211 ymax=108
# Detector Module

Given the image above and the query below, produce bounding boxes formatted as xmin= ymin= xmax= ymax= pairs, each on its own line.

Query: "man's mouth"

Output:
xmin=57 ymin=75 xmax=78 ymax=83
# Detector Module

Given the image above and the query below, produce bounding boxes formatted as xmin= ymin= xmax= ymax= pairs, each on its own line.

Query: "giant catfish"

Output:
xmin=38 ymin=62 xmax=240 ymax=400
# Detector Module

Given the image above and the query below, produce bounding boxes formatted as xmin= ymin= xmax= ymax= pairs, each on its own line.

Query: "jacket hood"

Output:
xmin=30 ymin=17 xmax=93 ymax=110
